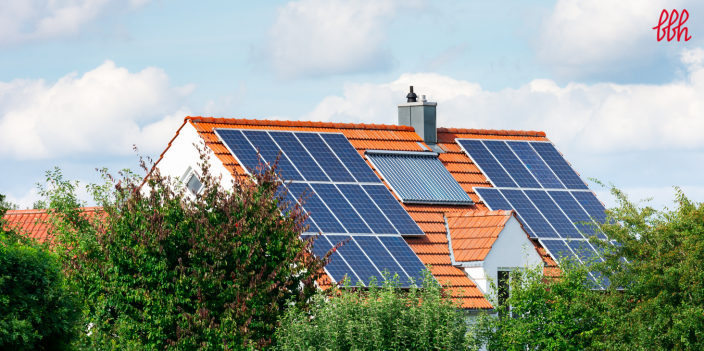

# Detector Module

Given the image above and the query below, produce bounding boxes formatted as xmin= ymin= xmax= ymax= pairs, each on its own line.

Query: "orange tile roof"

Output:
xmin=2 ymin=208 xmax=101 ymax=243
xmin=148 ymin=116 xmax=554 ymax=309
xmin=446 ymin=210 xmax=516 ymax=262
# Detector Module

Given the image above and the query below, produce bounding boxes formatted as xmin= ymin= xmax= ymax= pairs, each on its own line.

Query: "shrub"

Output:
xmin=42 ymin=148 xmax=327 ymax=350
xmin=275 ymin=271 xmax=473 ymax=351
xmin=0 ymin=194 xmax=81 ymax=350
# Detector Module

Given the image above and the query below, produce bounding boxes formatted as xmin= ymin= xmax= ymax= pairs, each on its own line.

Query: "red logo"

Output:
xmin=653 ymin=9 xmax=692 ymax=42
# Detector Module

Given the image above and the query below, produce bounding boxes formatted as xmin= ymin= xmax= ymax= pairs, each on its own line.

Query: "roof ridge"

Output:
xmin=4 ymin=207 xmax=102 ymax=216
xmin=447 ymin=210 xmax=514 ymax=218
xmin=437 ymin=127 xmax=546 ymax=137
xmin=185 ymin=116 xmax=416 ymax=132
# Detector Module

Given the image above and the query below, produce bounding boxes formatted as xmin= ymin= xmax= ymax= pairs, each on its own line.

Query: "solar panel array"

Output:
xmin=215 ymin=128 xmax=429 ymax=287
xmin=458 ymin=139 xmax=612 ymax=287
xmin=366 ymin=152 xmax=473 ymax=205
xmin=302 ymin=234 xmax=429 ymax=287
xmin=215 ymin=129 xmax=425 ymax=236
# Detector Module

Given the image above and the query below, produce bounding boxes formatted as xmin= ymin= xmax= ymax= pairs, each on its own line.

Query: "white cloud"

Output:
xmin=259 ymin=0 xmax=419 ymax=79
xmin=299 ymin=48 xmax=704 ymax=155
xmin=534 ymin=0 xmax=704 ymax=80
xmin=0 ymin=0 xmax=152 ymax=46
xmin=0 ymin=60 xmax=195 ymax=159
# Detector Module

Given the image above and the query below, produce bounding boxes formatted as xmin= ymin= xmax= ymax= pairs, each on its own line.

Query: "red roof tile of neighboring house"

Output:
xmin=446 ymin=210 xmax=517 ymax=262
xmin=2 ymin=208 xmax=101 ymax=244
xmin=145 ymin=116 xmax=553 ymax=309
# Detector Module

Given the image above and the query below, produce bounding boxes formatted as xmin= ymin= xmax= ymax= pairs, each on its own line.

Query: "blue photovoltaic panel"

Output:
xmin=484 ymin=140 xmax=541 ymax=188
xmin=548 ymin=191 xmax=605 ymax=239
xmin=305 ymin=235 xmax=360 ymax=286
xmin=321 ymin=133 xmax=381 ymax=183
xmin=367 ymin=153 xmax=473 ymax=204
xmin=524 ymin=190 xmax=582 ymax=239
xmin=280 ymin=186 xmax=319 ymax=233
xmin=216 ymin=129 xmax=262 ymax=172
xmin=310 ymin=183 xmax=372 ymax=234
xmin=566 ymin=240 xmax=602 ymax=264
xmin=378 ymin=236 xmax=428 ymax=285
xmin=571 ymin=191 xmax=608 ymax=224
xmin=457 ymin=139 xmax=518 ymax=187
xmin=288 ymin=183 xmax=346 ymax=233
xmin=475 ymin=187 xmax=534 ymax=237
xmin=507 ymin=141 xmax=565 ymax=189
xmin=501 ymin=189 xmax=560 ymax=238
xmin=531 ymin=142 xmax=588 ymax=190
xmin=353 ymin=236 xmax=409 ymax=285
xmin=295 ymin=133 xmax=356 ymax=182
xmin=362 ymin=185 xmax=425 ymax=235
xmin=540 ymin=240 xmax=577 ymax=264
xmin=329 ymin=236 xmax=383 ymax=286
xmin=269 ymin=132 xmax=330 ymax=182
xmin=241 ymin=130 xmax=304 ymax=180
xmin=336 ymin=184 xmax=398 ymax=234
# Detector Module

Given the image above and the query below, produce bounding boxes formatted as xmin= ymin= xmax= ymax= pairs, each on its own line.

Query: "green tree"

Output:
xmin=42 ymin=148 xmax=327 ymax=350
xmin=0 ymin=194 xmax=19 ymax=211
xmin=592 ymin=186 xmax=704 ymax=350
xmin=0 ymin=193 xmax=81 ymax=350
xmin=470 ymin=261 xmax=606 ymax=351
xmin=275 ymin=271 xmax=473 ymax=351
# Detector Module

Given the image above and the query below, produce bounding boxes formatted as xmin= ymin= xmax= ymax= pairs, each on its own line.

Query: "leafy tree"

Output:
xmin=0 ymin=193 xmax=81 ymax=350
xmin=42 ymin=148 xmax=327 ymax=350
xmin=275 ymin=271 xmax=473 ymax=351
xmin=0 ymin=194 xmax=19 ymax=211
xmin=592 ymin=186 xmax=704 ymax=350
xmin=470 ymin=261 xmax=606 ymax=351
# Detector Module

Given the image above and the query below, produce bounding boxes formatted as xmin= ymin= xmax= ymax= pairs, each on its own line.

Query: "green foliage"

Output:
xmin=0 ymin=194 xmax=19 ymax=211
xmin=592 ymin=186 xmax=704 ymax=350
xmin=42 ymin=147 xmax=326 ymax=350
xmin=471 ymin=185 xmax=704 ymax=351
xmin=471 ymin=262 xmax=606 ymax=351
xmin=0 ymin=197 xmax=81 ymax=350
xmin=275 ymin=271 xmax=473 ymax=351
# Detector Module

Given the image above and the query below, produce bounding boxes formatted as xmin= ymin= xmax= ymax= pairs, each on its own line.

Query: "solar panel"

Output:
xmin=280 ymin=185 xmax=319 ymax=233
xmin=457 ymin=139 xmax=517 ymax=187
xmin=378 ymin=236 xmax=428 ymax=285
xmin=362 ymin=185 xmax=425 ymax=235
xmin=474 ymin=187 xmax=534 ymax=237
xmin=483 ymin=140 xmax=541 ymax=188
xmin=524 ymin=190 xmax=582 ymax=239
xmin=366 ymin=152 xmax=473 ymax=205
xmin=507 ymin=141 xmax=564 ymax=189
xmin=295 ymin=133 xmax=356 ymax=182
xmin=530 ymin=142 xmax=588 ymax=190
xmin=269 ymin=131 xmax=330 ymax=182
xmin=547 ymin=191 xmax=605 ymax=239
xmin=501 ymin=189 xmax=560 ymax=238
xmin=571 ymin=191 xmax=608 ymax=224
xmin=241 ymin=130 xmax=303 ymax=180
xmin=539 ymin=239 xmax=577 ymax=264
xmin=321 ymin=133 xmax=381 ymax=183
xmin=305 ymin=235 xmax=361 ymax=286
xmin=214 ymin=129 xmax=425 ymax=236
xmin=328 ymin=235 xmax=383 ymax=286
xmin=336 ymin=184 xmax=398 ymax=234
xmin=354 ymin=236 xmax=408 ymax=282
xmin=310 ymin=183 xmax=372 ymax=234
xmin=288 ymin=183 xmax=346 ymax=233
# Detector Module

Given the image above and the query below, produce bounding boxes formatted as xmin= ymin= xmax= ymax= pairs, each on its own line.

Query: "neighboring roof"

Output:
xmin=446 ymin=210 xmax=517 ymax=262
xmin=2 ymin=208 xmax=101 ymax=243
xmin=148 ymin=116 xmax=551 ymax=309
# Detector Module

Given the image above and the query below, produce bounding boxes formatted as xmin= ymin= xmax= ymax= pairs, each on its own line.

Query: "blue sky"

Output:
xmin=1 ymin=0 xmax=703 ymax=210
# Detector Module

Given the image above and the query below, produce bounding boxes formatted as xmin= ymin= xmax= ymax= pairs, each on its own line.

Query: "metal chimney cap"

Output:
xmin=406 ymin=86 xmax=417 ymax=102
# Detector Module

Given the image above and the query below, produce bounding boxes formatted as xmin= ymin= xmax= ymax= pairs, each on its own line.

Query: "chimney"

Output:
xmin=398 ymin=86 xmax=438 ymax=146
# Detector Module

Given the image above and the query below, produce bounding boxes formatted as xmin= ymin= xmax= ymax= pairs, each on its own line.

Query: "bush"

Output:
xmin=0 ymin=194 xmax=81 ymax=350
xmin=275 ymin=271 xmax=473 ymax=351
xmin=42 ymin=148 xmax=326 ymax=350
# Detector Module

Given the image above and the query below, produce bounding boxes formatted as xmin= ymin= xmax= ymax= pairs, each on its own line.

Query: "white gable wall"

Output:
xmin=156 ymin=123 xmax=236 ymax=190
xmin=463 ymin=216 xmax=543 ymax=295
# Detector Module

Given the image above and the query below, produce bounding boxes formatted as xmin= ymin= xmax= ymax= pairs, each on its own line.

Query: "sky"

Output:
xmin=1 ymin=0 xmax=703 ymax=211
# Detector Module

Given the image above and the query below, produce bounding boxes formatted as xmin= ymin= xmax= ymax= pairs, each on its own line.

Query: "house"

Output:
xmin=149 ymin=87 xmax=607 ymax=310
